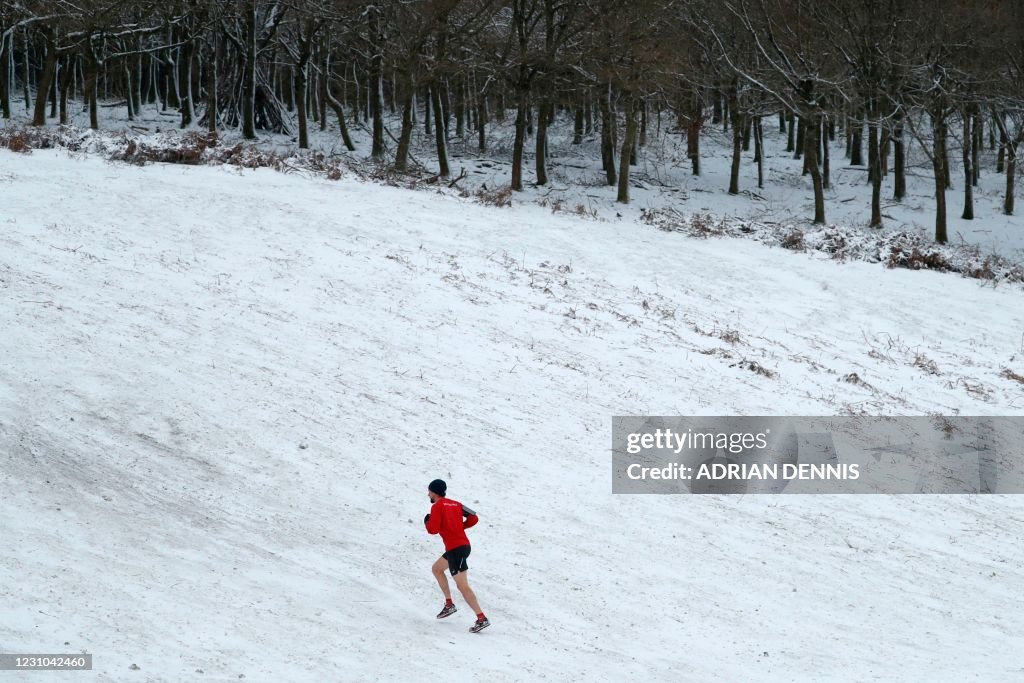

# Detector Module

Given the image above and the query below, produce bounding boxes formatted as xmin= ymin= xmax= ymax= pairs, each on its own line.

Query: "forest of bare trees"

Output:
xmin=3 ymin=0 xmax=1024 ymax=243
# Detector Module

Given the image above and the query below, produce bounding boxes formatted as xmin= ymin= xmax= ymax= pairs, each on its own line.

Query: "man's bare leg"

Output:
xmin=432 ymin=557 xmax=452 ymax=600
xmin=453 ymin=571 xmax=482 ymax=614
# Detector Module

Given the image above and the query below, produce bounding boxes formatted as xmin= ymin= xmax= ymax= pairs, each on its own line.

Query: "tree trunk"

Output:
xmin=850 ymin=118 xmax=863 ymax=166
xmin=22 ymin=32 xmax=30 ymax=111
xmin=754 ymin=117 xmax=764 ymax=188
xmin=795 ymin=115 xmax=804 ymax=160
xmin=786 ymin=111 xmax=795 ymax=152
xmin=295 ymin=65 xmax=309 ymax=149
xmin=1005 ymin=141 xmax=1017 ymax=216
xmin=932 ymin=112 xmax=949 ymax=243
xmin=728 ymin=86 xmax=742 ymax=195
xmin=972 ymin=107 xmax=981 ymax=186
xmin=869 ymin=116 xmax=882 ymax=227
xmin=58 ymin=55 xmax=73 ymax=124
xmin=822 ymin=116 xmax=830 ymax=190
xmin=318 ymin=64 xmax=328 ymax=131
xmin=440 ymin=78 xmax=451 ymax=137
xmin=49 ymin=57 xmax=58 ymax=119
xmin=893 ymin=114 xmax=906 ymax=200
xmin=573 ymin=106 xmax=583 ymax=144
xmin=961 ymin=110 xmax=973 ymax=220
xmin=867 ymin=118 xmax=878 ymax=184
xmin=206 ymin=40 xmax=217 ymax=135
xmin=325 ymin=81 xmax=355 ymax=151
xmin=180 ymin=40 xmax=195 ymax=128
xmin=32 ymin=29 xmax=58 ymax=126
xmin=424 ymin=85 xmax=431 ymax=135
xmin=241 ymin=6 xmax=257 ymax=139
xmin=369 ymin=9 xmax=385 ymax=159
xmin=395 ymin=88 xmax=414 ymax=171
xmin=84 ymin=52 xmax=99 ymax=130
xmin=806 ymin=112 xmax=826 ymax=224
xmin=880 ymin=127 xmax=890 ymax=176
xmin=432 ymin=81 xmax=449 ymax=177
xmin=600 ymin=84 xmax=616 ymax=186
xmin=455 ymin=77 xmax=465 ymax=138
xmin=351 ymin=63 xmax=361 ymax=123
xmin=476 ymin=85 xmax=487 ymax=152
xmin=134 ymin=51 xmax=143 ymax=113
xmin=997 ymin=118 xmax=1006 ymax=173
xmin=639 ymin=99 xmax=647 ymax=147
xmin=686 ymin=98 xmax=701 ymax=176
xmin=511 ymin=88 xmax=528 ymax=190
xmin=617 ymin=97 xmax=637 ymax=203
xmin=0 ymin=33 xmax=9 ymax=120
xmin=124 ymin=62 xmax=135 ymax=121
xmin=535 ymin=98 xmax=548 ymax=186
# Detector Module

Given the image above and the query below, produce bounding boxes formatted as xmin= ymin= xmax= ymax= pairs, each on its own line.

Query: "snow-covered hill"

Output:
xmin=2 ymin=148 xmax=1023 ymax=681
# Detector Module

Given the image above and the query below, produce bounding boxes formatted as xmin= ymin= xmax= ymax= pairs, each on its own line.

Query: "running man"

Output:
xmin=424 ymin=479 xmax=490 ymax=633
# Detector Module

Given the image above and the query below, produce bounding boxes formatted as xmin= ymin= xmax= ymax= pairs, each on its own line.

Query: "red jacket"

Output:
xmin=425 ymin=497 xmax=478 ymax=550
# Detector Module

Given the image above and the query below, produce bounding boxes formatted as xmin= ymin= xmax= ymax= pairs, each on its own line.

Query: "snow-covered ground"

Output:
xmin=2 ymin=111 xmax=1024 ymax=681
xmin=4 ymin=96 xmax=1022 ymax=260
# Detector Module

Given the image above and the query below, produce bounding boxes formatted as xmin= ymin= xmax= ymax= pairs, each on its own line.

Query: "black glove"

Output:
xmin=423 ymin=513 xmax=430 ymax=525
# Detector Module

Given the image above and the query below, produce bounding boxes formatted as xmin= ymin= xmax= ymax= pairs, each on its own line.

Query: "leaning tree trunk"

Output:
xmin=325 ymin=81 xmax=355 ymax=151
xmin=805 ymin=111 xmax=826 ymax=224
xmin=431 ymin=80 xmax=450 ymax=177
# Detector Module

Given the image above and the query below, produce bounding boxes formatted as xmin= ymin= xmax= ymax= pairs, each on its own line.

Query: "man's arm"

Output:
xmin=425 ymin=503 xmax=441 ymax=534
xmin=462 ymin=505 xmax=478 ymax=529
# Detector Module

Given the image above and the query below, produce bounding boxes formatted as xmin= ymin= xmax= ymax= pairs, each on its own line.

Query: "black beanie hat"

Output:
xmin=428 ymin=479 xmax=447 ymax=496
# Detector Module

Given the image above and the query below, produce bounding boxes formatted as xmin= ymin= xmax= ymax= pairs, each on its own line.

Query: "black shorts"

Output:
xmin=443 ymin=545 xmax=471 ymax=576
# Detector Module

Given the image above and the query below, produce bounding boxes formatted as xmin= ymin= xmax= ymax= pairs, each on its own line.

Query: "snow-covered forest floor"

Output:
xmin=2 ymin=103 xmax=1024 ymax=682
xmin=3 ymin=95 xmax=1024 ymax=264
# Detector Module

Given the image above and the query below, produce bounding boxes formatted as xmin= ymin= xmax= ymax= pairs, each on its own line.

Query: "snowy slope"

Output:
xmin=2 ymin=149 xmax=1024 ymax=682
